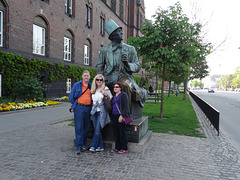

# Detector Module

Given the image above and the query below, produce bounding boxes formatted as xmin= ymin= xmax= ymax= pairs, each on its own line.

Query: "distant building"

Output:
xmin=202 ymin=74 xmax=221 ymax=89
xmin=211 ymin=75 xmax=221 ymax=88
xmin=0 ymin=0 xmax=146 ymax=98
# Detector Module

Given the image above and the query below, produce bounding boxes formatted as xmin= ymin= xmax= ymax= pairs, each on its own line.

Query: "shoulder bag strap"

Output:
xmin=74 ymin=84 xmax=90 ymax=102
xmin=114 ymin=97 xmax=122 ymax=115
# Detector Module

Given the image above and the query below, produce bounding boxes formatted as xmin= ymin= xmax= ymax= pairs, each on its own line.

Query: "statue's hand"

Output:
xmin=121 ymin=54 xmax=129 ymax=66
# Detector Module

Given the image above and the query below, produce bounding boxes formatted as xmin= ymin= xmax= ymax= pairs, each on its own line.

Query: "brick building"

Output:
xmin=0 ymin=0 xmax=145 ymax=98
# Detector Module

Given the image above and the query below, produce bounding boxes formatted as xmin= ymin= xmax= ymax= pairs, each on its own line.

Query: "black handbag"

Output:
xmin=103 ymin=97 xmax=112 ymax=113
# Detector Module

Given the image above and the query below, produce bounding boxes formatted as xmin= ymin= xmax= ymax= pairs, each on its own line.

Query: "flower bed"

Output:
xmin=0 ymin=100 xmax=60 ymax=112
xmin=54 ymin=96 xmax=69 ymax=102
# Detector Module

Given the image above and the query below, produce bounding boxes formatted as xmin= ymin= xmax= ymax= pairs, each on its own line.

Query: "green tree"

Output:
xmin=191 ymin=80 xmax=198 ymax=87
xmin=128 ymin=2 xmax=211 ymax=118
xmin=219 ymin=74 xmax=233 ymax=89
xmin=232 ymin=66 xmax=240 ymax=88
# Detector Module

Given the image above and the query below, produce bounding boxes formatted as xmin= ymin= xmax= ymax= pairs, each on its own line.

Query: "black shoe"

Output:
xmin=81 ymin=145 xmax=88 ymax=152
xmin=75 ymin=148 xmax=81 ymax=154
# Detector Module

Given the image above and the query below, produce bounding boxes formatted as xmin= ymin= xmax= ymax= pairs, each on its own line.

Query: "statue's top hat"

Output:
xmin=104 ymin=19 xmax=122 ymax=36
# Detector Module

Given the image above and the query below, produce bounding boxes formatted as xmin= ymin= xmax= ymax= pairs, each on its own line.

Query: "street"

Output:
xmin=191 ymin=89 xmax=240 ymax=151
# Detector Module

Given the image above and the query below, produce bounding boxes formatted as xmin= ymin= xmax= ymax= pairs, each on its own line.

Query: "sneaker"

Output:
xmin=118 ymin=149 xmax=128 ymax=154
xmin=110 ymin=148 xmax=119 ymax=153
xmin=96 ymin=147 xmax=104 ymax=152
xmin=89 ymin=147 xmax=95 ymax=153
xmin=75 ymin=148 xmax=81 ymax=154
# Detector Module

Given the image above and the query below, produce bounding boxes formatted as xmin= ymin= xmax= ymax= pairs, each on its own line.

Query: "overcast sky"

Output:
xmin=144 ymin=0 xmax=240 ymax=75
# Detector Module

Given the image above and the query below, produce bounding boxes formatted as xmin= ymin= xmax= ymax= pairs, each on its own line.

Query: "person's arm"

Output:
xmin=120 ymin=92 xmax=130 ymax=117
xmin=104 ymin=86 xmax=113 ymax=100
xmin=69 ymin=83 xmax=77 ymax=104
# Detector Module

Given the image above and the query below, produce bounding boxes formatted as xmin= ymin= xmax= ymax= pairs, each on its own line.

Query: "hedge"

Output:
xmin=0 ymin=51 xmax=96 ymax=97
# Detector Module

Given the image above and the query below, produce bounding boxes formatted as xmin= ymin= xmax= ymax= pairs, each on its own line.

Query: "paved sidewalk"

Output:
xmin=0 ymin=102 xmax=73 ymax=133
xmin=0 ymin=99 xmax=240 ymax=180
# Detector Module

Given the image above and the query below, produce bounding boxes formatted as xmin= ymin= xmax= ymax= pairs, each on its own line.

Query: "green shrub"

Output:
xmin=0 ymin=51 xmax=96 ymax=97
xmin=11 ymin=76 xmax=44 ymax=101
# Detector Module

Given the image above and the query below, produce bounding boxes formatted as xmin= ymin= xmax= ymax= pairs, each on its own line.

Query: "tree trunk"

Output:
xmin=183 ymin=78 xmax=188 ymax=100
xmin=160 ymin=64 xmax=166 ymax=118
xmin=168 ymin=80 xmax=171 ymax=97
xmin=155 ymin=71 xmax=158 ymax=104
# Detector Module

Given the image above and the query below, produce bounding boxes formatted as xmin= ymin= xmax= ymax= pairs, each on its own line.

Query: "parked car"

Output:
xmin=208 ymin=89 xmax=215 ymax=93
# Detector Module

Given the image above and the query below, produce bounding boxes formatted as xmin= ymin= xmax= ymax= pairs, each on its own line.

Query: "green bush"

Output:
xmin=0 ymin=51 xmax=96 ymax=97
xmin=11 ymin=76 xmax=44 ymax=101
xmin=133 ymin=75 xmax=150 ymax=88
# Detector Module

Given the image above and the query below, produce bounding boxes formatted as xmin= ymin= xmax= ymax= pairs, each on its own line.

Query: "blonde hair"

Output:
xmin=91 ymin=74 xmax=105 ymax=94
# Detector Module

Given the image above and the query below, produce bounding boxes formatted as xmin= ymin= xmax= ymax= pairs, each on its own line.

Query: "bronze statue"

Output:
xmin=96 ymin=19 xmax=147 ymax=108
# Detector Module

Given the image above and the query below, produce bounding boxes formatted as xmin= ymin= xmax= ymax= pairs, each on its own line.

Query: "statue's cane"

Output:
xmin=117 ymin=53 xmax=127 ymax=81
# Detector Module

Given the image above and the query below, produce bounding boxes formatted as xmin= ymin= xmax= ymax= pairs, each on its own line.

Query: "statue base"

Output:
xmin=131 ymin=101 xmax=142 ymax=119
xmin=89 ymin=116 xmax=149 ymax=143
xmin=103 ymin=116 xmax=151 ymax=153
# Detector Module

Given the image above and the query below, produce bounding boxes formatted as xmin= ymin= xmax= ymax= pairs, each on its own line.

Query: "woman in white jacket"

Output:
xmin=89 ymin=74 xmax=112 ymax=152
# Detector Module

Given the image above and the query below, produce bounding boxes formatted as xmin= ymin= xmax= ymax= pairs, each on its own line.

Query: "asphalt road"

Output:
xmin=191 ymin=89 xmax=240 ymax=150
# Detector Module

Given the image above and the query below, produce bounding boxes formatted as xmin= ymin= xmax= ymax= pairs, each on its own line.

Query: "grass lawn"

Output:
xmin=143 ymin=93 xmax=205 ymax=138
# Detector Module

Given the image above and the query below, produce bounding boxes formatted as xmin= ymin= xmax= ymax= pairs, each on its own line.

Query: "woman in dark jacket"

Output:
xmin=110 ymin=82 xmax=131 ymax=154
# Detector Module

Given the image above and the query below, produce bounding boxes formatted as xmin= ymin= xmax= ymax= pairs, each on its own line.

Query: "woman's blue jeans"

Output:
xmin=90 ymin=112 xmax=104 ymax=149
xmin=74 ymin=104 xmax=91 ymax=149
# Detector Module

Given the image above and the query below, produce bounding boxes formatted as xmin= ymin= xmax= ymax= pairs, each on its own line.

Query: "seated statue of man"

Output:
xmin=96 ymin=19 xmax=147 ymax=108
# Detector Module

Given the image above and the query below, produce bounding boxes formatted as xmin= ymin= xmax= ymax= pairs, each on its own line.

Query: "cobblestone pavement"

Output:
xmin=0 ymin=98 xmax=240 ymax=180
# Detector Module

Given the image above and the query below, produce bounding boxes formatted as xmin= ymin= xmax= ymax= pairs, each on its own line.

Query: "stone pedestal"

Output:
xmin=131 ymin=101 xmax=142 ymax=119
xmin=100 ymin=116 xmax=152 ymax=153
xmin=99 ymin=116 xmax=149 ymax=143
xmin=126 ymin=116 xmax=148 ymax=143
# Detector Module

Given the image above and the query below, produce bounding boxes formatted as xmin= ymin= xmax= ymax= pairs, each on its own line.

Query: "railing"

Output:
xmin=189 ymin=91 xmax=219 ymax=136
xmin=148 ymin=92 xmax=160 ymax=101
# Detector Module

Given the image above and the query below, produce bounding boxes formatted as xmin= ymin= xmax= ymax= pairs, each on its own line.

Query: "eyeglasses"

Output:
xmin=96 ymin=79 xmax=103 ymax=82
xmin=114 ymin=86 xmax=120 ymax=88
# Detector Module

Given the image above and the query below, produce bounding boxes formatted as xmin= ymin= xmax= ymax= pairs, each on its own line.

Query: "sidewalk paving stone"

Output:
xmin=0 ymin=98 xmax=240 ymax=180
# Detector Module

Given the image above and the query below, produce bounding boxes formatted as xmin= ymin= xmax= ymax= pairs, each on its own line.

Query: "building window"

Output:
xmin=64 ymin=37 xmax=71 ymax=61
xmin=84 ymin=45 xmax=90 ymax=65
xmin=119 ymin=0 xmax=124 ymax=20
xmin=86 ymin=5 xmax=92 ymax=28
xmin=41 ymin=0 xmax=50 ymax=3
xmin=33 ymin=24 xmax=45 ymax=56
xmin=65 ymin=0 xmax=72 ymax=15
xmin=66 ymin=78 xmax=71 ymax=93
xmin=100 ymin=16 xmax=105 ymax=36
xmin=111 ymin=0 xmax=116 ymax=13
xmin=0 ymin=11 xmax=3 ymax=47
